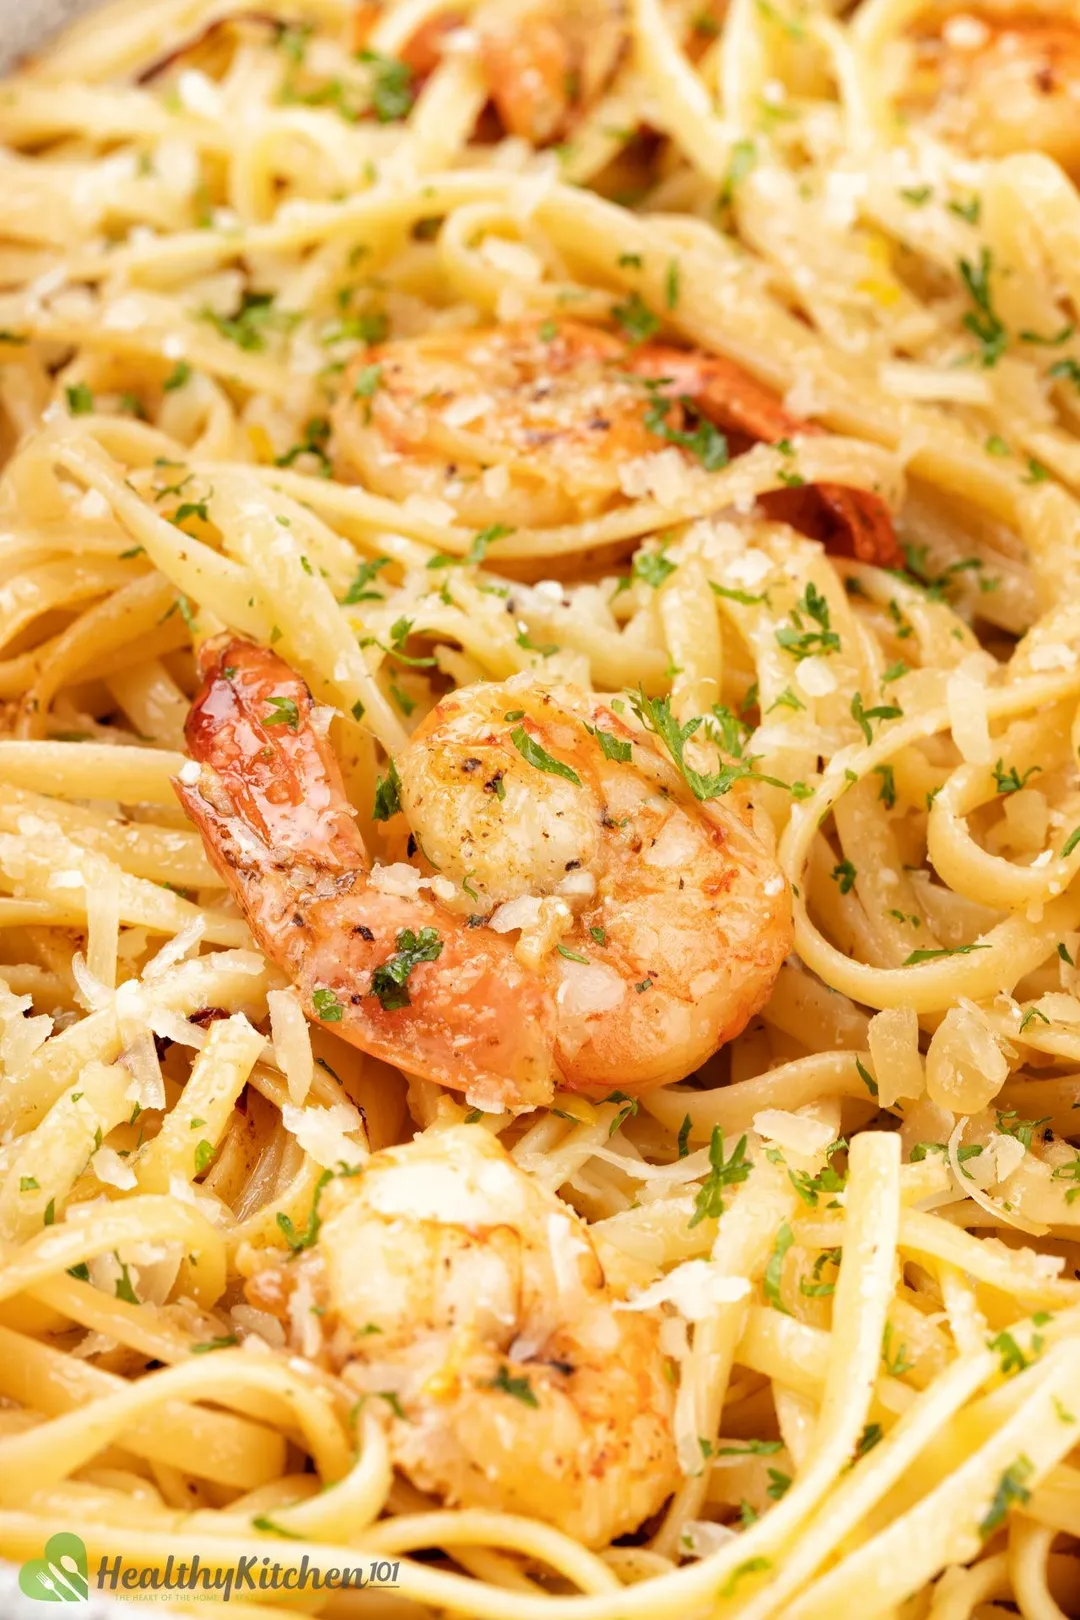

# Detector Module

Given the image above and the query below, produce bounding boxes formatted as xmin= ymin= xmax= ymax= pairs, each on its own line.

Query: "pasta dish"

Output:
xmin=4 ymin=0 xmax=1080 ymax=1613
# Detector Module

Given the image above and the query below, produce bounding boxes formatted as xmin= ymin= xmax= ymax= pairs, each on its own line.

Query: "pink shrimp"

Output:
xmin=175 ymin=637 xmax=792 ymax=1107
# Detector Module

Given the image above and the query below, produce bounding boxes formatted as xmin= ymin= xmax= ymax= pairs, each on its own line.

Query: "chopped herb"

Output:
xmin=903 ymin=942 xmax=989 ymax=965
xmin=899 ymin=185 xmax=932 ymax=205
xmin=689 ymin=1126 xmax=752 ymax=1227
xmin=357 ymin=49 xmax=415 ymax=121
xmin=766 ymin=1468 xmax=792 ymax=1499
xmin=163 ymin=360 xmax=192 ymax=392
xmin=874 ymin=764 xmax=896 ymax=809
xmin=948 ymin=195 xmax=981 ymax=224
xmin=19 ymin=1176 xmax=38 ymax=1191
xmin=604 ymin=1090 xmax=639 ymax=1136
xmin=993 ymin=759 xmax=1040 ymax=795
xmin=881 ymin=1322 xmax=913 ymax=1377
xmin=630 ymin=689 xmax=788 ymax=801
xmin=995 ymin=1110 xmax=1050 ymax=1152
xmin=718 ymin=139 xmax=757 ymax=210
xmin=987 ymin=1329 xmax=1030 ymax=1376
xmin=510 ymin=726 xmax=582 ymax=786
xmin=978 ymin=1457 xmax=1033 ymax=1538
xmin=851 ymin=691 xmax=902 ymax=745
xmin=263 ymin=695 xmax=300 ymax=731
xmin=959 ymin=247 xmax=1007 ymax=367
xmin=1021 ymin=323 xmax=1075 ymax=346
xmin=202 ymin=291 xmax=294 ymax=352
xmin=427 ymin=522 xmax=514 ymax=570
xmin=1024 ymin=457 xmax=1051 ymax=484
xmin=1062 ymin=826 xmax=1080 ymax=858
xmin=1051 ymin=1156 xmax=1080 ymax=1202
xmin=352 ymin=362 xmax=382 ymax=403
xmin=596 ymin=728 xmax=632 ymax=763
xmin=767 ymin=686 xmax=804 ymax=712
xmin=716 ymin=1438 xmax=784 ymax=1456
xmin=312 ymin=986 xmax=343 ymax=1022
xmin=1019 ymin=1006 xmax=1050 ymax=1033
xmin=66 ymin=383 xmax=94 ymax=415
xmin=556 ymin=943 xmax=590 ymax=965
xmin=370 ymin=926 xmax=443 ymax=1010
xmin=633 ymin=544 xmax=677 ymax=588
xmin=190 ymin=1335 xmax=238 ymax=1354
xmin=276 ymin=1163 xmax=361 ymax=1252
xmin=711 ymin=581 xmax=767 ymax=606
xmin=372 ymin=759 xmax=403 ymax=821
xmin=193 ymin=1139 xmax=214 ymax=1175
xmin=665 ymin=259 xmax=680 ymax=309
xmin=910 ymin=1142 xmax=948 ymax=1161
xmin=775 ymin=582 xmax=840 ymax=660
xmin=115 ymin=1258 xmax=138 ymax=1304
xmin=611 ymin=291 xmax=660 ymax=345
xmin=718 ymin=1559 xmax=772 ymax=1599
xmin=643 ymin=393 xmax=729 ymax=470
xmin=343 ymin=554 xmax=390 ymax=603
xmin=764 ymin=1222 xmax=793 ymax=1315
xmin=276 ymin=415 xmax=332 ymax=474
xmin=1060 ymin=943 xmax=1075 ymax=966
xmin=677 ymin=1114 xmax=692 ymax=1158
xmin=985 ymin=435 xmax=1011 ymax=456
xmin=486 ymin=1366 xmax=539 ymax=1406
xmin=853 ymin=1422 xmax=883 ymax=1459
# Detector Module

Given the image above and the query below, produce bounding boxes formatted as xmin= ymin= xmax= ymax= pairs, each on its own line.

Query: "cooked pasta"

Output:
xmin=4 ymin=0 xmax=1080 ymax=1615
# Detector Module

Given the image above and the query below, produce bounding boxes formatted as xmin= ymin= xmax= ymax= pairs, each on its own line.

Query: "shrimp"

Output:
xmin=247 ymin=1124 xmax=680 ymax=1546
xmin=333 ymin=318 xmax=899 ymax=565
xmin=906 ymin=11 xmax=1080 ymax=169
xmin=474 ymin=0 xmax=629 ymax=145
xmin=175 ymin=637 xmax=791 ymax=1105
xmin=353 ymin=0 xmax=628 ymax=145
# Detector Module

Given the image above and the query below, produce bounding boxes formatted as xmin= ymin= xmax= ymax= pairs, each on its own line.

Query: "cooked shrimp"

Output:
xmin=333 ymin=318 xmax=899 ymax=564
xmin=175 ymin=637 xmax=791 ymax=1104
xmin=252 ymin=1124 xmax=680 ymax=1546
xmin=905 ymin=12 xmax=1080 ymax=168
xmin=174 ymin=637 xmax=556 ymax=1112
xmin=474 ymin=0 xmax=629 ymax=145
xmin=353 ymin=0 xmax=628 ymax=144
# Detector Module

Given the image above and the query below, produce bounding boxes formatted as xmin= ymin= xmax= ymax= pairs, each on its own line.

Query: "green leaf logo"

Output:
xmin=18 ymin=1532 xmax=89 ymax=1602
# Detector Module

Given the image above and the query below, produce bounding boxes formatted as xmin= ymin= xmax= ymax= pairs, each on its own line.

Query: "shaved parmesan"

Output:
xmin=281 ymin=1100 xmax=367 ymax=1169
xmin=752 ymin=1109 xmax=835 ymax=1157
xmin=91 ymin=1145 xmax=137 ymax=1191
xmin=947 ymin=666 xmax=992 ymax=765
xmin=268 ymin=987 xmax=314 ymax=1107
xmin=867 ymin=1006 xmax=924 ymax=1108
xmin=620 ymin=1260 xmax=750 ymax=1320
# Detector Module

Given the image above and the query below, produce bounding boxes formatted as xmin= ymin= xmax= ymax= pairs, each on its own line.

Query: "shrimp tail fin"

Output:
xmin=178 ymin=637 xmax=367 ymax=877
xmin=629 ymin=347 xmax=901 ymax=567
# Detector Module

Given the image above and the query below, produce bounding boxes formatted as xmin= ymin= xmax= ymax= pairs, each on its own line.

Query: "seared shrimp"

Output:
xmin=175 ymin=638 xmax=791 ymax=1105
xmin=905 ymin=11 xmax=1080 ymax=168
xmin=353 ymin=0 xmax=628 ymax=145
xmin=250 ymin=1125 xmax=680 ymax=1546
xmin=333 ymin=319 xmax=899 ymax=564
xmin=474 ymin=0 xmax=628 ymax=145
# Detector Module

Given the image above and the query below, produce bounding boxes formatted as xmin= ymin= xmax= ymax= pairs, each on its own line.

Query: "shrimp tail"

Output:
xmin=629 ymin=348 xmax=901 ymax=567
xmin=175 ymin=638 xmax=560 ymax=1111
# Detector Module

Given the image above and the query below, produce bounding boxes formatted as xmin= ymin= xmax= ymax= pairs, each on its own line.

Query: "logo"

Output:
xmin=19 ymin=1533 xmax=89 ymax=1603
xmin=16 ymin=1533 xmax=402 ymax=1604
